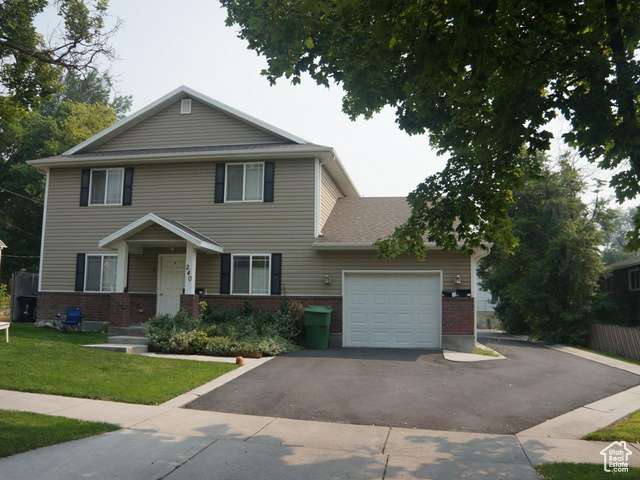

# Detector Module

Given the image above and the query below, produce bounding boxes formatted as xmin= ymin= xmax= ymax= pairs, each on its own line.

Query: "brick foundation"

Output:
xmin=180 ymin=294 xmax=201 ymax=317
xmin=37 ymin=292 xmax=113 ymax=324
xmin=37 ymin=291 xmax=157 ymax=326
xmin=201 ymin=295 xmax=344 ymax=333
xmin=442 ymin=297 xmax=475 ymax=335
xmin=36 ymin=293 xmax=475 ymax=338
xmin=129 ymin=294 xmax=157 ymax=323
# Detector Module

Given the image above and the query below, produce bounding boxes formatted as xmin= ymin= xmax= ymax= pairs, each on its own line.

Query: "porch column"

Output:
xmin=115 ymin=242 xmax=129 ymax=293
xmin=184 ymin=243 xmax=196 ymax=295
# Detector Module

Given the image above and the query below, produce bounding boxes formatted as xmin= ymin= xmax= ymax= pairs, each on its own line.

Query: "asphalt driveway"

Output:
xmin=185 ymin=331 xmax=640 ymax=434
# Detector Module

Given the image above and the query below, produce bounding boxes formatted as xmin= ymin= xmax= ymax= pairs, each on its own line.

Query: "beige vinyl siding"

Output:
xmin=41 ymin=157 xmax=471 ymax=296
xmin=40 ymin=158 xmax=316 ymax=291
xmin=320 ymin=168 xmax=343 ymax=230
xmin=128 ymin=224 xmax=183 ymax=242
xmin=128 ymin=247 xmax=173 ymax=292
xmin=302 ymin=250 xmax=471 ymax=295
xmin=91 ymin=99 xmax=289 ymax=152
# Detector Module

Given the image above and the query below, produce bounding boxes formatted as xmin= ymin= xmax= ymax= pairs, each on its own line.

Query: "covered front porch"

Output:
xmin=99 ymin=213 xmax=223 ymax=324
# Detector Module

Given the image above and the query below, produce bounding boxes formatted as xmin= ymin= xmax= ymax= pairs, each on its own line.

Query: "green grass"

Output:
xmin=474 ymin=346 xmax=501 ymax=357
xmin=584 ymin=409 xmax=640 ymax=443
xmin=0 ymin=409 xmax=119 ymax=458
xmin=570 ymin=345 xmax=640 ymax=367
xmin=536 ymin=462 xmax=640 ymax=479
xmin=0 ymin=324 xmax=239 ymax=404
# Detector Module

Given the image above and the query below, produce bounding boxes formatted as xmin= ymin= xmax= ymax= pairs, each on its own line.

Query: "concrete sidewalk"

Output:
xmin=1 ymin=344 xmax=640 ymax=479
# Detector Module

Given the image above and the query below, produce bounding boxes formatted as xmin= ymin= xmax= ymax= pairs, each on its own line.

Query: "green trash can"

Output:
xmin=304 ymin=305 xmax=332 ymax=349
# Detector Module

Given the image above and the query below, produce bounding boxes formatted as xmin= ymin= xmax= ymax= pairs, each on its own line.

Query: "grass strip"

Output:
xmin=474 ymin=346 xmax=501 ymax=357
xmin=0 ymin=324 xmax=239 ymax=405
xmin=583 ymin=409 xmax=640 ymax=443
xmin=0 ymin=409 xmax=119 ymax=458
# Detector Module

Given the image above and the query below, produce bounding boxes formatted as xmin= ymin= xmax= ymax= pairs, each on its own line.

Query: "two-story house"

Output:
xmin=28 ymin=86 xmax=485 ymax=352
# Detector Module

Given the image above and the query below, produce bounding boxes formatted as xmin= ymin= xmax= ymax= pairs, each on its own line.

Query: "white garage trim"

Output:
xmin=342 ymin=270 xmax=443 ymax=349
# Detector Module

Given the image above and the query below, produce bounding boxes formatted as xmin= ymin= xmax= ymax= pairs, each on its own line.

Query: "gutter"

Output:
xmin=27 ymin=146 xmax=336 ymax=168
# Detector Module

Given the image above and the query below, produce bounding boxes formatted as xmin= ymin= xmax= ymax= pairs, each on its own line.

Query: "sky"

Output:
xmin=36 ymin=0 xmax=632 ymax=207
xmin=37 ymin=0 xmax=444 ymax=198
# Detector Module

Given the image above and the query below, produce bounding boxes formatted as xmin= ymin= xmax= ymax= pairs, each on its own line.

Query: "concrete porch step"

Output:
xmin=82 ymin=344 xmax=149 ymax=354
xmin=109 ymin=325 xmax=145 ymax=337
xmin=108 ymin=336 xmax=148 ymax=345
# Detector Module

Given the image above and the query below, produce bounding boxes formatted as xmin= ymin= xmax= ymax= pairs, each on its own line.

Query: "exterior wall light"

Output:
xmin=324 ymin=275 xmax=332 ymax=285
xmin=454 ymin=274 xmax=462 ymax=285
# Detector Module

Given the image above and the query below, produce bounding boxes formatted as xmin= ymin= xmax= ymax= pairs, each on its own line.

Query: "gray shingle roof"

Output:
xmin=156 ymin=216 xmax=222 ymax=248
xmin=607 ymin=255 xmax=640 ymax=270
xmin=317 ymin=197 xmax=411 ymax=244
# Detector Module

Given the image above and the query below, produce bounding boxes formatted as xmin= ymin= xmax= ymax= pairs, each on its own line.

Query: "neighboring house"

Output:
xmin=27 ymin=86 xmax=487 ymax=352
xmin=604 ymin=256 xmax=640 ymax=325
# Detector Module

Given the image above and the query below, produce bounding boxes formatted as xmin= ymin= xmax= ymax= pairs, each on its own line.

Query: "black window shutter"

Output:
xmin=220 ymin=253 xmax=231 ymax=294
xmin=215 ymin=163 xmax=226 ymax=203
xmin=123 ymin=167 xmax=134 ymax=205
xmin=75 ymin=253 xmax=86 ymax=291
xmin=80 ymin=170 xmax=90 ymax=206
xmin=271 ymin=253 xmax=282 ymax=295
xmin=264 ymin=162 xmax=275 ymax=202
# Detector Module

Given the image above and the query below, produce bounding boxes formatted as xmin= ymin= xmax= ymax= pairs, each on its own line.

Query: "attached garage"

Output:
xmin=342 ymin=271 xmax=442 ymax=348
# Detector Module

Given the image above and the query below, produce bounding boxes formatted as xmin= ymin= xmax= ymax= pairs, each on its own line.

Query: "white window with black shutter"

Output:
xmin=75 ymin=253 xmax=117 ymax=292
xmin=80 ymin=167 xmax=134 ymax=206
xmin=215 ymin=162 xmax=274 ymax=203
xmin=220 ymin=253 xmax=281 ymax=295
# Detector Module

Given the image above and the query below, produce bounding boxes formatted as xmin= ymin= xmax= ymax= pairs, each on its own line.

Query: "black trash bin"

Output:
xmin=17 ymin=295 xmax=37 ymax=323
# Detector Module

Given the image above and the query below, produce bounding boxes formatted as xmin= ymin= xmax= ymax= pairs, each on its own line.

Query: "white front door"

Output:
xmin=157 ymin=255 xmax=185 ymax=315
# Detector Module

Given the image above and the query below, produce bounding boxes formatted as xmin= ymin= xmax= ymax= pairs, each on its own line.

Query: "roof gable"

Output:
xmin=66 ymin=86 xmax=308 ymax=155
xmin=99 ymin=213 xmax=223 ymax=253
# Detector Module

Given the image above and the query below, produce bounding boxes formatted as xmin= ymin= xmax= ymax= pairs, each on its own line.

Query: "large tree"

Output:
xmin=222 ymin=0 xmax=640 ymax=254
xmin=478 ymin=156 xmax=607 ymax=344
xmin=0 ymin=0 xmax=119 ymax=120
xmin=601 ymin=207 xmax=640 ymax=264
xmin=0 ymin=73 xmax=130 ymax=282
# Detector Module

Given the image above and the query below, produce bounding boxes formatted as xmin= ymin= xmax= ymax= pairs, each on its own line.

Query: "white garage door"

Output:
xmin=343 ymin=272 xmax=441 ymax=348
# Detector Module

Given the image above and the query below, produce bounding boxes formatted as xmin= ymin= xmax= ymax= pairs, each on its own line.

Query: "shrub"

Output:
xmin=143 ymin=301 xmax=303 ymax=357
xmin=0 ymin=284 xmax=10 ymax=315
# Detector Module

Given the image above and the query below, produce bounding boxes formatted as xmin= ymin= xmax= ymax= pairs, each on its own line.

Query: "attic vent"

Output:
xmin=180 ymin=99 xmax=192 ymax=115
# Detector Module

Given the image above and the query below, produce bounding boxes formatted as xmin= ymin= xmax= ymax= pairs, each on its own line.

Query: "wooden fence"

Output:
xmin=588 ymin=323 xmax=640 ymax=361
xmin=10 ymin=270 xmax=39 ymax=321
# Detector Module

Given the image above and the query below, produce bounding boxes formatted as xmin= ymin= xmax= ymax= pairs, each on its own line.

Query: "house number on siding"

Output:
xmin=186 ymin=265 xmax=192 ymax=282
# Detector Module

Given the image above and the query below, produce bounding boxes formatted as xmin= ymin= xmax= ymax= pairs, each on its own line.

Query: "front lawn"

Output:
xmin=584 ymin=409 xmax=640 ymax=443
xmin=536 ymin=462 xmax=640 ymax=479
xmin=0 ymin=324 xmax=239 ymax=404
xmin=0 ymin=409 xmax=119 ymax=458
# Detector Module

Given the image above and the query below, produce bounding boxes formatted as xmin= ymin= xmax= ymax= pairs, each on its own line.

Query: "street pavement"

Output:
xmin=185 ymin=331 xmax=640 ymax=434
xmin=1 ymin=337 xmax=640 ymax=479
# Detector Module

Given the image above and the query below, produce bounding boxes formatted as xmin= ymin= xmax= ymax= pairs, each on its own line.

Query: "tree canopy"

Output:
xmin=0 ymin=0 xmax=119 ymax=119
xmin=601 ymin=207 xmax=640 ymax=264
xmin=0 ymin=72 xmax=130 ymax=282
xmin=478 ymin=156 xmax=608 ymax=343
xmin=222 ymin=0 xmax=640 ymax=254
